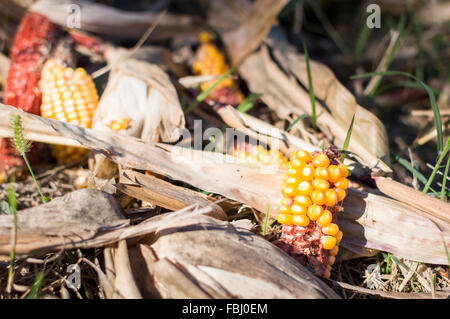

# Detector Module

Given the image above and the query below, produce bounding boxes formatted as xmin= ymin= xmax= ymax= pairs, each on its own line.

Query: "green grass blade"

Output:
xmin=441 ymin=154 xmax=450 ymax=201
xmin=423 ymin=137 xmax=450 ymax=194
xmin=341 ymin=114 xmax=355 ymax=162
xmin=262 ymin=204 xmax=270 ymax=236
xmin=26 ymin=271 xmax=44 ymax=299
xmin=185 ymin=67 xmax=235 ymax=114
xmin=354 ymin=18 xmax=372 ymax=57
xmin=367 ymin=16 xmax=406 ymax=97
xmin=237 ymin=93 xmax=262 ymax=113
xmin=286 ymin=114 xmax=307 ymax=132
xmin=351 ymin=71 xmax=443 ymax=153
xmin=303 ymin=42 xmax=317 ymax=130
xmin=394 ymin=155 xmax=435 ymax=190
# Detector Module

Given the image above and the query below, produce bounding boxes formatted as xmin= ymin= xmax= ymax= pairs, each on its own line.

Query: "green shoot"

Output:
xmin=185 ymin=67 xmax=235 ymax=114
xmin=394 ymin=155 xmax=437 ymax=193
xmin=303 ymin=42 xmax=317 ymax=130
xmin=11 ymin=114 xmax=49 ymax=203
xmin=354 ymin=17 xmax=372 ymax=58
xmin=441 ymin=154 xmax=450 ymax=201
xmin=262 ymin=204 xmax=270 ymax=236
xmin=351 ymin=71 xmax=443 ymax=154
xmin=6 ymin=175 xmax=17 ymax=295
xmin=341 ymin=113 xmax=355 ymax=162
xmin=367 ymin=16 xmax=406 ymax=97
xmin=423 ymin=137 xmax=450 ymax=194
xmin=26 ymin=271 xmax=45 ymax=299
xmin=286 ymin=114 xmax=307 ymax=132
xmin=237 ymin=93 xmax=262 ymax=113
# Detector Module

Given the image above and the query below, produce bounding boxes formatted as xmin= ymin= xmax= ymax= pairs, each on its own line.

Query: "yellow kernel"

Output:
xmin=285 ymin=176 xmax=299 ymax=187
xmin=312 ymin=178 xmax=330 ymax=191
xmin=312 ymin=154 xmax=330 ymax=167
xmin=328 ymin=165 xmax=342 ymax=183
xmin=293 ymin=214 xmax=310 ymax=227
xmin=315 ymin=167 xmax=330 ymax=180
xmin=281 ymin=197 xmax=292 ymax=207
xmin=323 ymin=271 xmax=331 ymax=279
xmin=281 ymin=185 xmax=296 ymax=197
xmin=297 ymin=181 xmax=313 ymax=195
xmin=334 ymin=178 xmax=349 ymax=190
xmin=322 ymin=223 xmax=339 ymax=236
xmin=290 ymin=158 xmax=303 ymax=169
xmin=317 ymin=210 xmax=333 ymax=227
xmin=335 ymin=188 xmax=346 ymax=202
xmin=291 ymin=204 xmax=307 ymax=215
xmin=279 ymin=205 xmax=292 ymax=215
xmin=277 ymin=213 xmax=292 ymax=225
xmin=339 ymin=164 xmax=349 ymax=178
xmin=325 ymin=189 xmax=338 ymax=207
xmin=299 ymin=164 xmax=315 ymax=181
xmin=329 ymin=245 xmax=339 ymax=256
xmin=292 ymin=150 xmax=312 ymax=163
xmin=294 ymin=195 xmax=312 ymax=207
xmin=311 ymin=190 xmax=326 ymax=205
xmin=336 ymin=230 xmax=343 ymax=244
xmin=307 ymin=204 xmax=323 ymax=221
xmin=321 ymin=235 xmax=336 ymax=250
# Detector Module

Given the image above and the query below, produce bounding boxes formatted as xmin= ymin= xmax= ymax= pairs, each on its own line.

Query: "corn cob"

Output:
xmin=39 ymin=59 xmax=99 ymax=164
xmin=0 ymin=13 xmax=61 ymax=177
xmin=192 ymin=31 xmax=244 ymax=106
xmin=232 ymin=144 xmax=288 ymax=170
xmin=278 ymin=147 xmax=348 ymax=278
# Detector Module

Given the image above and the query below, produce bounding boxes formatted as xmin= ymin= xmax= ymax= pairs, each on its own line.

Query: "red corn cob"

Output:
xmin=0 ymin=12 xmax=61 ymax=178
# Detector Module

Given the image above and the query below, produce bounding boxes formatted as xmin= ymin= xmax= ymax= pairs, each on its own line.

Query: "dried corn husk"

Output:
xmin=92 ymin=48 xmax=185 ymax=143
xmin=0 ymin=103 xmax=448 ymax=264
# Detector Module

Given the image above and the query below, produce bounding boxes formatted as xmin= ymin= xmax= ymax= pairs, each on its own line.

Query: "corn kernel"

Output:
xmin=328 ymin=256 xmax=336 ymax=265
xmin=297 ymin=181 xmax=313 ymax=195
xmin=325 ymin=189 xmax=338 ymax=207
xmin=277 ymin=213 xmax=293 ymax=225
xmin=292 ymin=150 xmax=312 ymax=163
xmin=312 ymin=178 xmax=330 ymax=191
xmin=311 ymin=190 xmax=326 ymax=205
xmin=291 ymin=204 xmax=308 ymax=215
xmin=334 ymin=178 xmax=349 ymax=190
xmin=321 ymin=235 xmax=336 ymax=250
xmin=312 ymin=154 xmax=330 ymax=167
xmin=322 ymin=223 xmax=339 ymax=236
xmin=336 ymin=230 xmax=343 ymax=244
xmin=329 ymin=245 xmax=339 ymax=256
xmin=293 ymin=214 xmax=310 ymax=227
xmin=315 ymin=167 xmax=329 ymax=180
xmin=317 ymin=210 xmax=333 ymax=227
xmin=294 ymin=195 xmax=312 ymax=207
xmin=279 ymin=205 xmax=292 ymax=215
xmin=307 ymin=204 xmax=323 ymax=221
xmin=299 ymin=164 xmax=315 ymax=181
xmin=335 ymin=188 xmax=346 ymax=202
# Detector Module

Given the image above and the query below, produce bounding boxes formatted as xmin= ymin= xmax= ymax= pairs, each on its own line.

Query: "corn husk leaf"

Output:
xmin=92 ymin=48 xmax=185 ymax=143
xmin=0 ymin=104 xmax=449 ymax=264
xmin=133 ymin=214 xmax=339 ymax=299
xmin=31 ymin=0 xmax=201 ymax=40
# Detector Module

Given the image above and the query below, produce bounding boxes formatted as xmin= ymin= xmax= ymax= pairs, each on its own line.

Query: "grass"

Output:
xmin=441 ymin=155 xmax=450 ymax=200
xmin=184 ymin=67 xmax=235 ymax=114
xmin=262 ymin=204 xmax=270 ymax=236
xmin=286 ymin=114 xmax=307 ymax=132
xmin=423 ymin=137 xmax=450 ymax=194
xmin=10 ymin=114 xmax=49 ymax=204
xmin=341 ymin=113 xmax=355 ymax=162
xmin=303 ymin=42 xmax=317 ymax=130
xmin=367 ymin=16 xmax=406 ymax=97
xmin=351 ymin=71 xmax=443 ymax=154
xmin=6 ymin=175 xmax=17 ymax=295
xmin=237 ymin=93 xmax=262 ymax=113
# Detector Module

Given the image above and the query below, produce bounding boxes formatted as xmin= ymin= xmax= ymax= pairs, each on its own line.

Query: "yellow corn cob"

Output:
xmin=278 ymin=148 xmax=348 ymax=279
xmin=39 ymin=59 xmax=98 ymax=163
xmin=232 ymin=144 xmax=288 ymax=170
xmin=192 ymin=31 xmax=244 ymax=105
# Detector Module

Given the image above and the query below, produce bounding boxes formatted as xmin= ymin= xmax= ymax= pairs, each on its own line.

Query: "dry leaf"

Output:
xmin=31 ymin=0 xmax=201 ymax=40
xmin=93 ymin=49 xmax=185 ymax=143
xmin=140 ymin=214 xmax=339 ymax=298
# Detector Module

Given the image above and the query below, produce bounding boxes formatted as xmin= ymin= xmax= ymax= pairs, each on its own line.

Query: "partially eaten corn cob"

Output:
xmin=278 ymin=147 xmax=348 ymax=278
xmin=232 ymin=144 xmax=288 ymax=170
xmin=192 ymin=31 xmax=244 ymax=106
xmin=39 ymin=59 xmax=98 ymax=163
